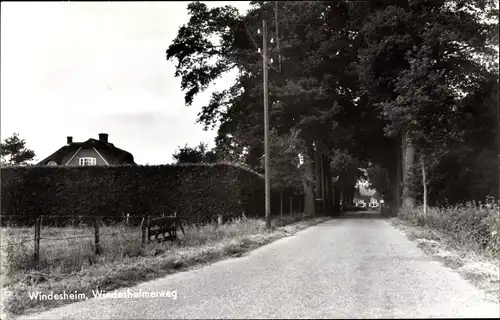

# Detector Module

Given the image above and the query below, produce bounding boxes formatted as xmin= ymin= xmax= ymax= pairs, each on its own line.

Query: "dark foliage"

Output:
xmin=0 ymin=164 xmax=298 ymax=226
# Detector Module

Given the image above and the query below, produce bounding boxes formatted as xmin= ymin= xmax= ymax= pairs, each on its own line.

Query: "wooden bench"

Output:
xmin=146 ymin=216 xmax=185 ymax=244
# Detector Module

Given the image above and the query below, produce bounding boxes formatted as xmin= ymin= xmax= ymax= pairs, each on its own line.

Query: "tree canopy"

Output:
xmin=167 ymin=0 xmax=499 ymax=208
xmin=0 ymin=133 xmax=36 ymax=166
xmin=172 ymin=142 xmax=217 ymax=164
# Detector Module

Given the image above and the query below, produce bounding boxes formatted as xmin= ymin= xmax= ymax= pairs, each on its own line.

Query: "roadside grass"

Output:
xmin=1 ymin=213 xmax=329 ymax=317
xmin=392 ymin=202 xmax=499 ymax=303
xmin=397 ymin=202 xmax=499 ymax=258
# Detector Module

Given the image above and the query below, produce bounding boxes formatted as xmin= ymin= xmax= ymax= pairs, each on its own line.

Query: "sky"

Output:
xmin=1 ymin=1 xmax=251 ymax=165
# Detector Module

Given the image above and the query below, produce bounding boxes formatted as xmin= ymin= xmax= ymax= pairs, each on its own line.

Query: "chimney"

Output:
xmin=67 ymin=136 xmax=73 ymax=144
xmin=98 ymin=133 xmax=108 ymax=143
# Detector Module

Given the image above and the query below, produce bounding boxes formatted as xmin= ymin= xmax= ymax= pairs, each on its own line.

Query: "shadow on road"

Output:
xmin=329 ymin=211 xmax=388 ymax=220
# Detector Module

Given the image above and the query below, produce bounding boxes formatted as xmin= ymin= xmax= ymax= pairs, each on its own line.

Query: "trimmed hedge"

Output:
xmin=1 ymin=163 xmax=300 ymax=226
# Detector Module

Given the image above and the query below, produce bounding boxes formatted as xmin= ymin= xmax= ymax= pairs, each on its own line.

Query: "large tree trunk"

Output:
xmin=322 ymin=153 xmax=333 ymax=214
xmin=333 ymin=184 xmax=341 ymax=215
xmin=313 ymin=141 xmax=324 ymax=214
xmin=321 ymin=153 xmax=326 ymax=213
xmin=395 ymin=143 xmax=402 ymax=215
xmin=420 ymin=154 xmax=427 ymax=217
xmin=402 ymin=130 xmax=416 ymax=209
xmin=303 ymin=143 xmax=316 ymax=215
xmin=387 ymin=135 xmax=402 ymax=216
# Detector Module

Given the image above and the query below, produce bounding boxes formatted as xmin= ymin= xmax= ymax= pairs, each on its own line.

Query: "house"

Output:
xmin=354 ymin=183 xmax=381 ymax=206
xmin=38 ymin=133 xmax=136 ymax=166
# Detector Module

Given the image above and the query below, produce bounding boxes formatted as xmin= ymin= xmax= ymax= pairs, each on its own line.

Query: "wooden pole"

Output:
xmin=141 ymin=216 xmax=147 ymax=245
xmin=34 ymin=216 xmax=41 ymax=261
xmin=94 ymin=216 xmax=100 ymax=255
xmin=280 ymin=191 xmax=283 ymax=219
xmin=263 ymin=19 xmax=271 ymax=229
xmin=146 ymin=216 xmax=150 ymax=244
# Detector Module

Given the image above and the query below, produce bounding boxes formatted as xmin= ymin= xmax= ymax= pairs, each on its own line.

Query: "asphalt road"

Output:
xmin=20 ymin=211 xmax=499 ymax=319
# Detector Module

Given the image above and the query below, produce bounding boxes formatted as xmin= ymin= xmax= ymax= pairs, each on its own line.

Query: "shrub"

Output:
xmin=398 ymin=201 xmax=499 ymax=255
xmin=486 ymin=207 xmax=500 ymax=258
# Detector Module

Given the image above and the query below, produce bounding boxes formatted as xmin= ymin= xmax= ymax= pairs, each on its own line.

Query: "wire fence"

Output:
xmin=0 ymin=198 xmax=306 ymax=256
xmin=0 ymin=184 xmax=306 ymax=261
xmin=0 ymin=213 xmax=191 ymax=259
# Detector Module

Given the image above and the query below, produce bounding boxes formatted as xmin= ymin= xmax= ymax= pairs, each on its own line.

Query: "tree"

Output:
xmin=408 ymin=77 xmax=499 ymax=206
xmin=330 ymin=149 xmax=366 ymax=209
xmin=172 ymin=142 xmax=217 ymax=164
xmin=0 ymin=133 xmax=36 ymax=166
xmin=167 ymin=0 xmax=499 ymax=217
xmin=266 ymin=128 xmax=309 ymax=216
xmin=366 ymin=164 xmax=389 ymax=200
xmin=167 ymin=1 xmax=363 ymax=215
xmin=352 ymin=0 xmax=498 ymax=210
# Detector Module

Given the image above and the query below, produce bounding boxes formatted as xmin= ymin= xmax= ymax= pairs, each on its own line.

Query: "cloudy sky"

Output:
xmin=1 ymin=1 xmax=251 ymax=165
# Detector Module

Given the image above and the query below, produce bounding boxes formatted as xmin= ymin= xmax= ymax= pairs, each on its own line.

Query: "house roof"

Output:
xmin=354 ymin=185 xmax=383 ymax=201
xmin=357 ymin=185 xmax=376 ymax=197
xmin=38 ymin=138 xmax=135 ymax=165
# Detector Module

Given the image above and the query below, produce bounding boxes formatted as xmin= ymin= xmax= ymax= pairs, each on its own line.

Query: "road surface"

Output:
xmin=19 ymin=211 xmax=499 ymax=319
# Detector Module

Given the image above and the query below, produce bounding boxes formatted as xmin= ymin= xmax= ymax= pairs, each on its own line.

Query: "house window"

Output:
xmin=79 ymin=157 xmax=97 ymax=166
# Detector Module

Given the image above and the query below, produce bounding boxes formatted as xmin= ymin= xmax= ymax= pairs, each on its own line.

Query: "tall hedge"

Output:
xmin=0 ymin=163 xmax=297 ymax=225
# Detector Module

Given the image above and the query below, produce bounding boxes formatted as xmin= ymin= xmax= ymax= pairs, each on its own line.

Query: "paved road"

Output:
xmin=20 ymin=211 xmax=499 ymax=319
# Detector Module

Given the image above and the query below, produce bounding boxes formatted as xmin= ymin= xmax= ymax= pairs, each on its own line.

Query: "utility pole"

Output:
xmin=262 ymin=19 xmax=271 ymax=229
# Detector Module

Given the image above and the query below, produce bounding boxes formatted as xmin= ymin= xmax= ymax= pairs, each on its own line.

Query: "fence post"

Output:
xmin=126 ymin=213 xmax=130 ymax=227
xmin=280 ymin=191 xmax=283 ymax=219
xmin=34 ymin=216 xmax=41 ymax=261
xmin=141 ymin=215 xmax=150 ymax=245
xmin=146 ymin=215 xmax=150 ymax=244
xmin=94 ymin=216 xmax=100 ymax=255
xmin=141 ymin=216 xmax=146 ymax=245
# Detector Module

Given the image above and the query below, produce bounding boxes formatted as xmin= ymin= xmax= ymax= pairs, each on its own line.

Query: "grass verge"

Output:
xmin=391 ymin=204 xmax=499 ymax=303
xmin=1 ymin=214 xmax=329 ymax=318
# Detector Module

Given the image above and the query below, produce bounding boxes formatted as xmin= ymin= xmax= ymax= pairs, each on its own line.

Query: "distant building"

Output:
xmin=354 ymin=184 xmax=381 ymax=206
xmin=37 ymin=133 xmax=135 ymax=166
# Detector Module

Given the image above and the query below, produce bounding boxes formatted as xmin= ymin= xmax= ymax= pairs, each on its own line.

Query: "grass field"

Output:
xmin=1 ymin=213 xmax=330 ymax=317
